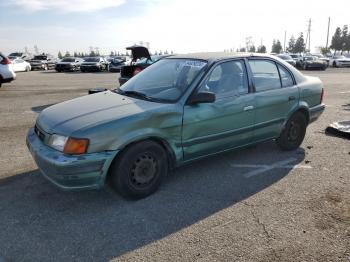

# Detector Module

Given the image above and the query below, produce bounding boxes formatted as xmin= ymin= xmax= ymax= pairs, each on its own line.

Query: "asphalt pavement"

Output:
xmin=0 ymin=69 xmax=349 ymax=262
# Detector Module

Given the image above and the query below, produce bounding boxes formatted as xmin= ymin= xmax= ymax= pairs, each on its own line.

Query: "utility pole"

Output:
xmin=305 ymin=18 xmax=311 ymax=53
xmin=326 ymin=17 xmax=331 ymax=50
xmin=283 ymin=31 xmax=287 ymax=53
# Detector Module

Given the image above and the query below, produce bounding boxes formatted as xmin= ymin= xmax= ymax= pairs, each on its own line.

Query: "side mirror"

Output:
xmin=187 ymin=91 xmax=216 ymax=105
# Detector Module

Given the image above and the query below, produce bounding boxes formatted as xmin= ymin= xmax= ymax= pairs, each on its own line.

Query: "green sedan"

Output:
xmin=26 ymin=53 xmax=325 ymax=199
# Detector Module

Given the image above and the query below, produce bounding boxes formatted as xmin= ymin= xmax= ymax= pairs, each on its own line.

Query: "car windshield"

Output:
xmin=334 ymin=56 xmax=346 ymax=59
xmin=290 ymin=55 xmax=298 ymax=58
xmin=33 ymin=56 xmax=47 ymax=60
xmin=305 ymin=57 xmax=315 ymax=61
xmin=277 ymin=55 xmax=292 ymax=60
xmin=61 ymin=58 xmax=75 ymax=62
xmin=313 ymin=54 xmax=323 ymax=58
xmin=84 ymin=57 xmax=100 ymax=62
xmin=117 ymin=59 xmax=207 ymax=102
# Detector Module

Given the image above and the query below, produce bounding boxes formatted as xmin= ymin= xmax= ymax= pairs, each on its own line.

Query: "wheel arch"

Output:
xmin=105 ymin=136 xmax=177 ymax=181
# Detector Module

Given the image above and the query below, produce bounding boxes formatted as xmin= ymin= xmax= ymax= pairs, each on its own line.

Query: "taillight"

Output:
xmin=320 ymin=88 xmax=324 ymax=104
xmin=133 ymin=67 xmax=142 ymax=76
xmin=0 ymin=57 xmax=11 ymax=65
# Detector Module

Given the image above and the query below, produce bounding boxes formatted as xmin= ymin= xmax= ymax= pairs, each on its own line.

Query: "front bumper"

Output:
xmin=81 ymin=65 xmax=101 ymax=71
xmin=309 ymin=103 xmax=325 ymax=123
xmin=31 ymin=64 xmax=45 ymax=70
xmin=26 ymin=127 xmax=118 ymax=190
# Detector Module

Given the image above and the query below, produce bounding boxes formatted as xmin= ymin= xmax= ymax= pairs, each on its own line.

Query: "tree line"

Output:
xmin=57 ymin=50 xmax=174 ymax=59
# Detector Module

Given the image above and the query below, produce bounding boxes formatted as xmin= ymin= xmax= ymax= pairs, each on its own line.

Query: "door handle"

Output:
xmin=288 ymin=96 xmax=296 ymax=101
xmin=243 ymin=105 xmax=254 ymax=111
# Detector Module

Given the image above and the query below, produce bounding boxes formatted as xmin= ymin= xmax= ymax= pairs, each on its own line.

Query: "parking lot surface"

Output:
xmin=0 ymin=69 xmax=349 ymax=262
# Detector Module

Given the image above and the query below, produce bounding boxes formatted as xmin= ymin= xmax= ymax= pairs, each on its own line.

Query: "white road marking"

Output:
xmin=230 ymin=158 xmax=312 ymax=178
xmin=339 ymin=91 xmax=350 ymax=94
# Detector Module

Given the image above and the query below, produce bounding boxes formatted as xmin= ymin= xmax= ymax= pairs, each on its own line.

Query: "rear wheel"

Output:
xmin=26 ymin=66 xmax=31 ymax=72
xmin=109 ymin=141 xmax=168 ymax=200
xmin=333 ymin=61 xmax=337 ymax=68
xmin=303 ymin=64 xmax=308 ymax=70
xmin=276 ymin=112 xmax=307 ymax=151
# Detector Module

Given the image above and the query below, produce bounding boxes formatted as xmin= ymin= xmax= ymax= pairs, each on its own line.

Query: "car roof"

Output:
xmin=167 ymin=52 xmax=280 ymax=62
xmin=167 ymin=52 xmax=306 ymax=83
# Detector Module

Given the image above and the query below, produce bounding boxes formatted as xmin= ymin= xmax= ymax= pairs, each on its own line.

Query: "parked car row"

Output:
xmin=276 ymin=53 xmax=328 ymax=70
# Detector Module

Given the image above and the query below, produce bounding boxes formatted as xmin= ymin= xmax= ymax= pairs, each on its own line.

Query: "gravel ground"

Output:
xmin=0 ymin=69 xmax=349 ymax=262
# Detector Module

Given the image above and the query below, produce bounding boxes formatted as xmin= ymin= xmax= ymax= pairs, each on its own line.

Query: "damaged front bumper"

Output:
xmin=26 ymin=127 xmax=118 ymax=190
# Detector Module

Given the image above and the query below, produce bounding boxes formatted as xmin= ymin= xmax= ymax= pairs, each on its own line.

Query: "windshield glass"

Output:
xmin=305 ymin=57 xmax=315 ymax=61
xmin=9 ymin=52 xmax=22 ymax=57
xmin=290 ymin=55 xmax=298 ymax=58
xmin=334 ymin=56 xmax=346 ymax=59
xmin=118 ymin=59 xmax=207 ymax=102
xmin=136 ymin=55 xmax=162 ymax=65
xmin=61 ymin=58 xmax=75 ymax=62
xmin=84 ymin=57 xmax=100 ymax=62
xmin=33 ymin=55 xmax=47 ymax=60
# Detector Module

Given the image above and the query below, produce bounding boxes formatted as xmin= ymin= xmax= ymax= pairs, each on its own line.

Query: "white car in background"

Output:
xmin=0 ymin=52 xmax=16 ymax=88
xmin=329 ymin=55 xmax=350 ymax=67
xmin=11 ymin=58 xmax=31 ymax=72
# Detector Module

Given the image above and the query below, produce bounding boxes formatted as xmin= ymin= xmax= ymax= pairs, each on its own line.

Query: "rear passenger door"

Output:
xmin=248 ymin=59 xmax=299 ymax=141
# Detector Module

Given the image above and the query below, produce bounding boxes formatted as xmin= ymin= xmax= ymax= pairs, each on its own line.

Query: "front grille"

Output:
xmin=34 ymin=125 xmax=46 ymax=142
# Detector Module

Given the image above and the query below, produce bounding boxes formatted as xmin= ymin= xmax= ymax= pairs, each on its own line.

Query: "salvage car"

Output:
xmin=301 ymin=56 xmax=328 ymax=70
xmin=11 ymin=58 xmax=31 ymax=72
xmin=329 ymin=55 xmax=350 ymax=68
xmin=55 ymin=57 xmax=84 ymax=72
xmin=80 ymin=57 xmax=107 ymax=72
xmin=26 ymin=53 xmax=325 ymax=199
xmin=29 ymin=54 xmax=56 ymax=70
xmin=276 ymin=54 xmax=296 ymax=67
xmin=0 ymin=52 xmax=16 ymax=87
xmin=119 ymin=45 xmax=169 ymax=85
xmin=108 ymin=58 xmax=125 ymax=72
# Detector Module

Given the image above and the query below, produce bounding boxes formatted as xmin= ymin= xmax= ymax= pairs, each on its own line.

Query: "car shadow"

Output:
xmin=39 ymin=71 xmax=113 ymax=75
xmin=0 ymin=141 xmax=305 ymax=262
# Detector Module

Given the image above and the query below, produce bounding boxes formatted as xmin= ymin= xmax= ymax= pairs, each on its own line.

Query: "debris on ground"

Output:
xmin=325 ymin=121 xmax=350 ymax=139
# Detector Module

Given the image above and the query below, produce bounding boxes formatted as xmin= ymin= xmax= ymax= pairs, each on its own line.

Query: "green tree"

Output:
xmin=294 ymin=33 xmax=305 ymax=53
xmin=89 ymin=50 xmax=96 ymax=57
xmin=110 ymin=51 xmax=115 ymax=56
xmin=341 ymin=25 xmax=348 ymax=53
xmin=64 ymin=51 xmax=71 ymax=57
xmin=330 ymin=27 xmax=342 ymax=54
xmin=271 ymin=39 xmax=282 ymax=54
xmin=249 ymin=45 xmax=256 ymax=52
xmin=239 ymin=47 xmax=246 ymax=52
xmin=287 ymin=35 xmax=296 ymax=53
xmin=57 ymin=51 xmax=63 ymax=59
xmin=257 ymin=45 xmax=266 ymax=53
xmin=73 ymin=51 xmax=78 ymax=57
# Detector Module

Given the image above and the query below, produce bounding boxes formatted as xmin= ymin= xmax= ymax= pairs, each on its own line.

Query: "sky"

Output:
xmin=0 ymin=0 xmax=349 ymax=56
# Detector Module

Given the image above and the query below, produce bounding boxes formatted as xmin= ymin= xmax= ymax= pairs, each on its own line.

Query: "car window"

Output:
xmin=277 ymin=65 xmax=294 ymax=87
xmin=249 ymin=60 xmax=281 ymax=92
xmin=199 ymin=60 xmax=248 ymax=98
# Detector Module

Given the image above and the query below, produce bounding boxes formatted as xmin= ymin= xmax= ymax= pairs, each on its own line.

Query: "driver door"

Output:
xmin=182 ymin=59 xmax=255 ymax=160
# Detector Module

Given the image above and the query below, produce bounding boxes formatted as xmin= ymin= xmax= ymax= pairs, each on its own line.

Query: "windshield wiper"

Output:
xmin=114 ymin=89 xmax=153 ymax=101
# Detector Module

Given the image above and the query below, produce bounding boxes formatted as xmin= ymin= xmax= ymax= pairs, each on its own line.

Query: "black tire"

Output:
xmin=276 ymin=112 xmax=307 ymax=151
xmin=333 ymin=61 xmax=337 ymax=68
xmin=109 ymin=140 xmax=168 ymax=200
xmin=56 ymin=69 xmax=62 ymax=73
xmin=303 ymin=64 xmax=307 ymax=70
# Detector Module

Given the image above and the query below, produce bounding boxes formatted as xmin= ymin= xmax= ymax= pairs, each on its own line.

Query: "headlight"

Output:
xmin=48 ymin=134 xmax=89 ymax=154
xmin=48 ymin=134 xmax=68 ymax=152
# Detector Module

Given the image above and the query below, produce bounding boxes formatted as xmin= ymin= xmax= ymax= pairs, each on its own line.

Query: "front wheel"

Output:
xmin=276 ymin=112 xmax=307 ymax=151
xmin=109 ymin=141 xmax=168 ymax=200
xmin=333 ymin=61 xmax=338 ymax=68
xmin=26 ymin=66 xmax=31 ymax=72
xmin=303 ymin=64 xmax=307 ymax=70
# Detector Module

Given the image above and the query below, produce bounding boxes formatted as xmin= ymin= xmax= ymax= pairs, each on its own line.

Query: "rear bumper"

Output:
xmin=118 ymin=77 xmax=130 ymax=86
xmin=81 ymin=65 xmax=101 ymax=71
xmin=309 ymin=103 xmax=325 ymax=123
xmin=26 ymin=127 xmax=118 ymax=190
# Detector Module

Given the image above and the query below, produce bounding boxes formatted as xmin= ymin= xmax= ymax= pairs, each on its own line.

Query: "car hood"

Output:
xmin=126 ymin=45 xmax=151 ymax=61
xmin=36 ymin=91 xmax=164 ymax=135
xmin=30 ymin=60 xmax=46 ymax=63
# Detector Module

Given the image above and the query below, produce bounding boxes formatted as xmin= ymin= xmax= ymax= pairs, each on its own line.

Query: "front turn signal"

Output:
xmin=63 ymin=138 xmax=89 ymax=154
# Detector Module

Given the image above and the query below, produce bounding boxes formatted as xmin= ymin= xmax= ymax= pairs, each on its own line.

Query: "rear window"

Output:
xmin=249 ymin=60 xmax=281 ymax=92
xmin=61 ymin=58 xmax=75 ymax=62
